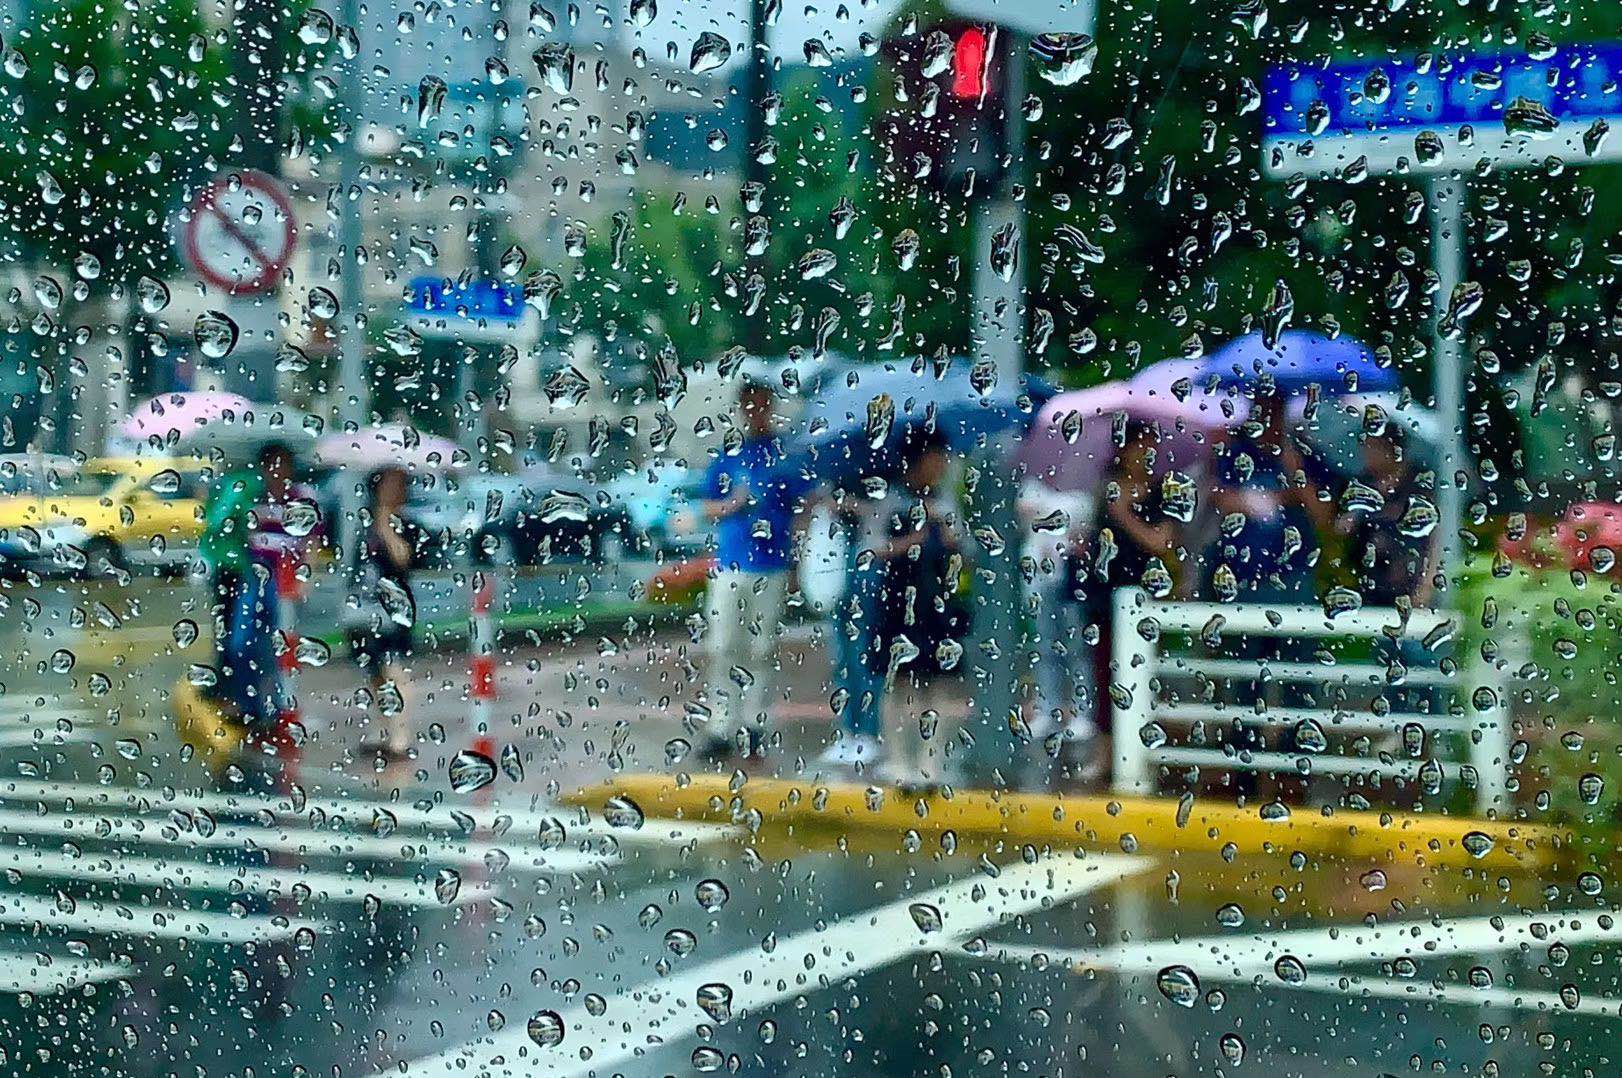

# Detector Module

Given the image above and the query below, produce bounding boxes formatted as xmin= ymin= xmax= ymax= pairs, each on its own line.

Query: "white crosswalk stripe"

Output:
xmin=0 ymin=890 xmax=324 ymax=945
xmin=0 ymin=806 xmax=614 ymax=878
xmin=0 ymin=845 xmax=493 ymax=910
xmin=0 ymin=777 xmax=725 ymax=998
xmin=0 ymin=779 xmax=739 ymax=849
xmin=0 ymin=949 xmax=126 ymax=992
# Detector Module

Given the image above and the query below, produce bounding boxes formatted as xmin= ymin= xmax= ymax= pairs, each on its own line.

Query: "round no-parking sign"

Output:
xmin=180 ymin=169 xmax=296 ymax=294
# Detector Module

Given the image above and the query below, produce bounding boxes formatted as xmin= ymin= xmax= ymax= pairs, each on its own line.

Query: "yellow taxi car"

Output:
xmin=0 ymin=456 xmax=212 ymax=576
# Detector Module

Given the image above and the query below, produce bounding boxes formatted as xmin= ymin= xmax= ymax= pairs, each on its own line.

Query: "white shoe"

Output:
xmin=817 ymin=733 xmax=881 ymax=767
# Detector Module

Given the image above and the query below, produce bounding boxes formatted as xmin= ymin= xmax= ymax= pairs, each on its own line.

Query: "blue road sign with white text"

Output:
xmin=1261 ymin=41 xmax=1622 ymax=177
xmin=1264 ymin=42 xmax=1622 ymax=137
xmin=407 ymin=277 xmax=523 ymax=323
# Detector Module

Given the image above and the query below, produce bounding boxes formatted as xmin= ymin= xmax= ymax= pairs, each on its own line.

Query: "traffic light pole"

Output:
xmin=963 ymin=29 xmax=1029 ymax=789
xmin=743 ymin=0 xmax=772 ymax=356
xmin=1427 ymin=175 xmax=1468 ymax=584
xmin=334 ymin=0 xmax=367 ymax=572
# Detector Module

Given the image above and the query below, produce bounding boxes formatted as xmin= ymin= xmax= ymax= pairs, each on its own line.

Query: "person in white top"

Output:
xmin=1018 ymin=477 xmax=1097 ymax=749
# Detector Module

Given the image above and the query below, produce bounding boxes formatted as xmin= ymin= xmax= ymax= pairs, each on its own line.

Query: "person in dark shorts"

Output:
xmin=349 ymin=465 xmax=422 ymax=762
xmin=869 ymin=426 xmax=966 ymax=791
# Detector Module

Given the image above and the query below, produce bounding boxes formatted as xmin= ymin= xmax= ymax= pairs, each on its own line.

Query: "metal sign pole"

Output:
xmin=1428 ymin=176 xmax=1468 ymax=582
xmin=964 ymin=29 xmax=1029 ymax=788
xmin=334 ymin=0 xmax=367 ymax=572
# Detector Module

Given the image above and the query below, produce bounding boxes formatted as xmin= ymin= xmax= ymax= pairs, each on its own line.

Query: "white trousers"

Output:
xmin=704 ymin=569 xmax=789 ymax=738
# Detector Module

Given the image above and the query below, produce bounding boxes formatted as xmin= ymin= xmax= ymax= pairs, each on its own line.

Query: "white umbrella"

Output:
xmin=315 ymin=423 xmax=464 ymax=473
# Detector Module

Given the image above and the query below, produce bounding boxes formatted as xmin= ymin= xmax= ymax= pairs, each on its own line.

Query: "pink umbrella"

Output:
xmin=315 ymin=424 xmax=462 ymax=473
xmin=1020 ymin=359 xmax=1248 ymax=491
xmin=120 ymin=391 xmax=257 ymax=443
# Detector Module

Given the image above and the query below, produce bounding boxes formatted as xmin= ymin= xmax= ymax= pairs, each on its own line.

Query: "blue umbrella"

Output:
xmin=1203 ymin=330 xmax=1399 ymax=395
xmin=790 ymin=358 xmax=1055 ymax=488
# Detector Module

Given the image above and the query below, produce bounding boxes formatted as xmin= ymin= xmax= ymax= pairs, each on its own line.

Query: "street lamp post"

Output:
xmin=333 ymin=0 xmax=368 ymax=568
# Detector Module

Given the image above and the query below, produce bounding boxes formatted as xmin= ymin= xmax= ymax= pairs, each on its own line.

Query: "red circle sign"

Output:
xmin=180 ymin=169 xmax=297 ymax=295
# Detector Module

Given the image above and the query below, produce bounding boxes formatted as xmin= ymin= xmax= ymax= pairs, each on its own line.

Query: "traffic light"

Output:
xmin=879 ymin=20 xmax=1009 ymax=198
xmin=949 ymin=25 xmax=991 ymax=101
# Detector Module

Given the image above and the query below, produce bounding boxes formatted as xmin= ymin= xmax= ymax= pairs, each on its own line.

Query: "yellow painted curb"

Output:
xmin=565 ymin=773 xmax=1563 ymax=871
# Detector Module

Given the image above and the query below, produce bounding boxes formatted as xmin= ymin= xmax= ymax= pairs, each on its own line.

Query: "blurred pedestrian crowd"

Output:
xmin=695 ymin=334 xmax=1446 ymax=795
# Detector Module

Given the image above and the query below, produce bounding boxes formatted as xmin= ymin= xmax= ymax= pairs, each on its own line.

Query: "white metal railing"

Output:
xmin=1109 ymin=589 xmax=1516 ymax=813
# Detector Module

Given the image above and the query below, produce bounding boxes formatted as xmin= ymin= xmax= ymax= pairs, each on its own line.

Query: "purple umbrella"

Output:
xmin=315 ymin=424 xmax=463 ymax=473
xmin=120 ymin=391 xmax=257 ymax=443
xmin=1020 ymin=359 xmax=1247 ymax=492
xmin=1203 ymin=329 xmax=1399 ymax=394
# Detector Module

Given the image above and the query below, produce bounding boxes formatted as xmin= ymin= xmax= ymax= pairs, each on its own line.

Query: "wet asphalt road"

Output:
xmin=0 ymin=577 xmax=1613 ymax=1077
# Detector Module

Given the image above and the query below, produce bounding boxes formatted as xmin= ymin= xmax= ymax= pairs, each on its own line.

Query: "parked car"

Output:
xmin=0 ymin=456 xmax=211 ymax=576
xmin=473 ymin=464 xmax=646 ymax=566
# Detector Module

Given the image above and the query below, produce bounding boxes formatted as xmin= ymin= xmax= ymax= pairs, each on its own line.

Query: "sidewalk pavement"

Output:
xmin=189 ymin=621 xmax=979 ymax=800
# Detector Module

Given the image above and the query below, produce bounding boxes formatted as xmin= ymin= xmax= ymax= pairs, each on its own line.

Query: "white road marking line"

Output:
xmin=390 ymin=852 xmax=1153 ymax=1078
xmin=0 ymin=727 xmax=100 ymax=749
xmin=0 ymin=891 xmax=323 ymax=945
xmin=0 ymin=779 xmax=738 ymax=849
xmin=0 ymin=949 xmax=125 ymax=994
xmin=991 ymin=910 xmax=1622 ymax=1019
xmin=0 ymin=846 xmax=491 ymax=909
xmin=0 ymin=702 xmax=93 ymax=724
xmin=1255 ymin=970 xmax=1622 ymax=1018
xmin=0 ymin=807 xmax=615 ymax=876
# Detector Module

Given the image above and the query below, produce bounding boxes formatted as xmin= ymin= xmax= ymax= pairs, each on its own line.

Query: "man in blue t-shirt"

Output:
xmin=699 ymin=378 xmax=808 ymax=758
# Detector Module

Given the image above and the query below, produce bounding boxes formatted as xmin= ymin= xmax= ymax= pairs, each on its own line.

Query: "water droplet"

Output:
xmin=542 ymin=365 xmax=591 ymax=407
xmin=307 ymin=287 xmax=339 ymax=320
xmin=695 ymin=878 xmax=730 ymax=912
xmin=689 ymin=31 xmax=732 ymax=74
xmin=1503 ymin=96 xmax=1559 ymax=138
xmin=448 ymin=750 xmax=497 ymax=793
xmin=434 ymin=868 xmax=461 ymax=904
xmin=1219 ymin=1031 xmax=1246 ymax=1064
xmin=194 ymin=311 xmax=239 ymax=359
xmin=1578 ymin=773 xmax=1604 ymax=805
xmin=1461 ymin=830 xmax=1495 ymax=859
xmin=1156 ymin=965 xmax=1201 ymax=1007
xmin=798 ymin=248 xmax=837 ymax=279
xmin=1030 ymin=33 xmax=1097 ymax=86
xmin=1273 ymin=954 xmax=1306 ymax=984
xmin=908 ymin=902 xmax=943 ymax=934
xmin=603 ymin=795 xmax=644 ymax=830
xmin=135 ymin=276 xmax=170 ymax=314
xmin=526 ymin=1010 xmax=565 ymax=1047
xmin=695 ymin=982 xmax=733 ymax=1023
xmin=298 ymin=8 xmax=335 ymax=45
xmin=532 ymin=42 xmax=575 ymax=93
xmin=1215 ymin=903 xmax=1244 ymax=927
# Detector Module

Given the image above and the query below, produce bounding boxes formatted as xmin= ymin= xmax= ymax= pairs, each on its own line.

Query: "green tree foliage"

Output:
xmin=0 ymin=0 xmax=233 ymax=277
xmin=1020 ymin=0 xmax=1622 ymax=402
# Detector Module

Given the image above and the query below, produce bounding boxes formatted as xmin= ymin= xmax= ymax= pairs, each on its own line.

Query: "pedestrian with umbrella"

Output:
xmin=1200 ymin=330 xmax=1386 ymax=799
xmin=791 ymin=357 xmax=1052 ymax=770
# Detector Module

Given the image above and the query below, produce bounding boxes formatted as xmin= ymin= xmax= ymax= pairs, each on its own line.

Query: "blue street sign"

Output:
xmin=407 ymin=277 xmax=524 ymax=323
xmin=1262 ymin=41 xmax=1622 ymax=177
xmin=1265 ymin=42 xmax=1622 ymax=137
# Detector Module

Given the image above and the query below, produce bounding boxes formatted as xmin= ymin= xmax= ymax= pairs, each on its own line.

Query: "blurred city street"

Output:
xmin=0 ymin=0 xmax=1620 ymax=1072
xmin=0 ymin=574 xmax=1603 ymax=1075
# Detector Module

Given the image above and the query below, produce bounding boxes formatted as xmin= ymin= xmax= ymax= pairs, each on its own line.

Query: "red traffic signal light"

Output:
xmin=949 ymin=25 xmax=991 ymax=101
xmin=879 ymin=20 xmax=1009 ymax=196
